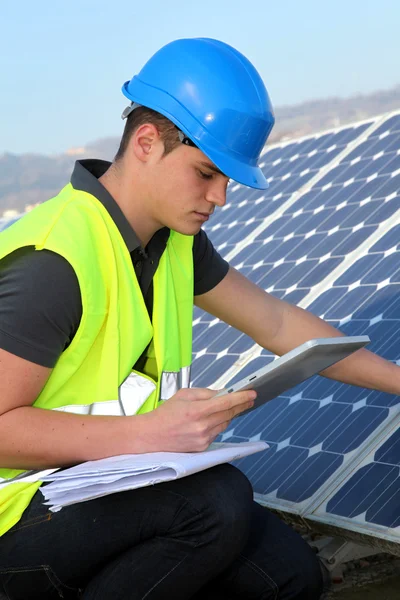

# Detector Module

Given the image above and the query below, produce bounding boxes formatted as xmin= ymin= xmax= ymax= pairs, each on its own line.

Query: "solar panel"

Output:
xmin=193 ymin=110 xmax=400 ymax=549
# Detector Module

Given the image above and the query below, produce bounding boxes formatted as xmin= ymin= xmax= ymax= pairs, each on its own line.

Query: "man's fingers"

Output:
xmin=207 ymin=397 xmax=255 ymax=428
xmin=179 ymin=387 xmax=217 ymax=401
xmin=207 ymin=390 xmax=256 ymax=414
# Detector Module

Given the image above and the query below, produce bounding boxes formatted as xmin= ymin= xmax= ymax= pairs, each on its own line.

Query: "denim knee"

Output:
xmin=294 ymin=550 xmax=325 ymax=600
xmin=191 ymin=464 xmax=254 ymax=562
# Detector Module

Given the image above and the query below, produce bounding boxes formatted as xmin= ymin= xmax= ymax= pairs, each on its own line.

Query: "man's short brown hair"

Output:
xmin=115 ymin=106 xmax=181 ymax=161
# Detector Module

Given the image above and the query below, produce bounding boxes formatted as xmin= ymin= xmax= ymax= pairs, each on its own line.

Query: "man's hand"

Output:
xmin=144 ymin=387 xmax=256 ymax=452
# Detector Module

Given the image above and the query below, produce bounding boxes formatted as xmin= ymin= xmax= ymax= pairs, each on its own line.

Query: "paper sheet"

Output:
xmin=40 ymin=441 xmax=268 ymax=512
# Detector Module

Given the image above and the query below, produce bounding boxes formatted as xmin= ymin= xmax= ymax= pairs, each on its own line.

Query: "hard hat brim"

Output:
xmin=194 ymin=142 xmax=269 ymax=190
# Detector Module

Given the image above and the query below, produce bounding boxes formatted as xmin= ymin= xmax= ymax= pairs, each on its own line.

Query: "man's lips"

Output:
xmin=194 ymin=211 xmax=213 ymax=219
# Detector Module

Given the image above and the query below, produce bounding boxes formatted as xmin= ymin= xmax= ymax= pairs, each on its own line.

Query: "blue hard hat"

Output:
xmin=121 ymin=38 xmax=274 ymax=190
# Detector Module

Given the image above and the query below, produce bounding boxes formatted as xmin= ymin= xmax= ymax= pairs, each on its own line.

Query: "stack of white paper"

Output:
xmin=40 ymin=441 xmax=268 ymax=512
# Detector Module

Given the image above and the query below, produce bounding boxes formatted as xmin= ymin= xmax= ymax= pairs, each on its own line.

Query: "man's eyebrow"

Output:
xmin=198 ymin=161 xmax=227 ymax=177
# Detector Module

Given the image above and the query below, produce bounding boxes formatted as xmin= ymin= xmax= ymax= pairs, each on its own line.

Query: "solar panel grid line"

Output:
xmin=247 ymin=400 xmax=400 ymax=517
xmin=259 ymin=113 xmax=384 ymax=160
xmin=291 ymin=205 xmax=400 ymax=316
xmin=199 ymin=199 xmax=400 ymax=392
xmin=294 ymin=404 xmax=400 ymax=518
xmin=307 ymin=416 xmax=400 ymax=545
xmin=223 ymin=115 xmax=383 ymax=265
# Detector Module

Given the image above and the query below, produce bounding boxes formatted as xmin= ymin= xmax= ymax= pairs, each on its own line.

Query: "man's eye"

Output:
xmin=198 ymin=170 xmax=213 ymax=180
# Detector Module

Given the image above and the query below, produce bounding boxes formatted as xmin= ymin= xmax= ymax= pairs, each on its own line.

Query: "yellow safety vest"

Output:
xmin=0 ymin=183 xmax=194 ymax=536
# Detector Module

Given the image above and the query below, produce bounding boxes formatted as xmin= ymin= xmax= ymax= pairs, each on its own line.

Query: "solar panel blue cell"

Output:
xmin=307 ymin=288 xmax=346 ymax=316
xmin=256 ymin=262 xmax=296 ymax=288
xmin=273 ymin=213 xmax=316 ymax=237
xmin=192 ymin=324 xmax=210 ymax=352
xmin=357 ymin=154 xmax=399 ymax=178
xmin=291 ymin=403 xmax=350 ymax=447
xmin=324 ymin=407 xmax=389 ymax=453
xmin=353 ymin=283 xmax=400 ymax=319
xmin=332 ymin=386 xmax=368 ymax=405
xmin=344 ymin=177 xmax=386 ymax=203
xmin=282 ymin=288 xmax=310 ymax=304
xmin=336 ymin=123 xmax=372 ymax=144
xmin=284 ymin=234 xmax=325 ymax=260
xmin=298 ymin=258 xmax=343 ymax=287
xmin=245 ymin=264 xmax=274 ymax=284
xmin=361 ymin=254 xmax=400 ymax=284
xmin=251 ymin=237 xmax=302 ymax=264
xmin=315 ymin=205 xmax=358 ymax=232
xmin=323 ymin=285 xmax=377 ymax=319
xmin=373 ymin=173 xmax=400 ymax=199
xmin=239 ymin=199 xmax=277 ymax=222
xmin=286 ymin=189 xmax=321 ymax=212
xmin=232 ymin=242 xmax=263 ymax=266
xmin=311 ymin=148 xmax=343 ymax=169
xmin=344 ymin=138 xmax=382 ymax=162
xmin=332 ymin=226 xmax=378 ymax=255
xmin=373 ymin=114 xmax=400 ymax=136
xmin=225 ymin=222 xmax=262 ymax=244
xmin=273 ymin=260 xmax=318 ymax=289
xmin=190 ymin=354 xmax=215 ymax=381
xmin=306 ymin=231 xmax=349 ymax=258
xmin=205 ymin=327 xmax=244 ymax=353
xmin=310 ymin=134 xmax=335 ymax=151
xmin=369 ymin=224 xmax=400 ymax=251
xmin=325 ymin=462 xmax=398 ymax=519
xmin=259 ymin=399 xmax=319 ymax=442
xmin=334 ymin=254 xmax=383 ymax=285
xmin=381 ymin=153 xmax=400 ymax=175
xmin=194 ymin=322 xmax=230 ymax=352
xmin=227 ymin=333 xmax=256 ymax=354
xmin=191 ymin=354 xmax=238 ymax=387
xmin=276 ymin=452 xmax=344 ymax=503
xmin=366 ymin=391 xmax=400 ymax=408
xmin=340 ymin=202 xmax=377 ymax=227
xmin=364 ymin=196 xmax=400 ymax=225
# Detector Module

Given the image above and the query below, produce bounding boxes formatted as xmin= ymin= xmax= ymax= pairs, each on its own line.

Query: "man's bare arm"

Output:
xmin=195 ymin=266 xmax=400 ymax=395
xmin=0 ymin=347 xmax=255 ymax=470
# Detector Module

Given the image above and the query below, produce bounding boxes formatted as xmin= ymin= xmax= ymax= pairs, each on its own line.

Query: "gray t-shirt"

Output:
xmin=0 ymin=160 xmax=229 ymax=368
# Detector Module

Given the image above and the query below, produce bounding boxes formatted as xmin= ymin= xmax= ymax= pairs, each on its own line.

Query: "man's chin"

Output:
xmin=172 ymin=223 xmax=203 ymax=236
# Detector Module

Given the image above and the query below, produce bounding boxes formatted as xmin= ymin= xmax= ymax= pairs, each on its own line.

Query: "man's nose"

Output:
xmin=205 ymin=181 xmax=228 ymax=208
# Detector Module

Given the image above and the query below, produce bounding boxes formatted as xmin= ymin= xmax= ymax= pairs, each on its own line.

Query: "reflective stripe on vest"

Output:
xmin=54 ymin=366 xmax=191 ymax=416
xmin=0 ymin=367 xmax=192 ymax=488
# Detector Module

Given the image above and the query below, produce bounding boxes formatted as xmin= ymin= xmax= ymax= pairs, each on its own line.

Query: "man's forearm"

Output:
xmin=259 ymin=301 xmax=400 ymax=395
xmin=0 ymin=406 xmax=158 ymax=470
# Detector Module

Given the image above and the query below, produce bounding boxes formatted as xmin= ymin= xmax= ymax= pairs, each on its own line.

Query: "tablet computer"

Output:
xmin=215 ymin=336 xmax=370 ymax=415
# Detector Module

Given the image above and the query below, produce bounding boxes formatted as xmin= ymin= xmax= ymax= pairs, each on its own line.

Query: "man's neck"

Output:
xmin=98 ymin=163 xmax=159 ymax=247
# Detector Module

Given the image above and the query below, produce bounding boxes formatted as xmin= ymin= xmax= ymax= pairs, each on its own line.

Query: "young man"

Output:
xmin=0 ymin=37 xmax=398 ymax=599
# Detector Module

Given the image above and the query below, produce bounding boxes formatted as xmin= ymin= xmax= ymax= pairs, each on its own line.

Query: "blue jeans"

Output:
xmin=0 ymin=464 xmax=323 ymax=599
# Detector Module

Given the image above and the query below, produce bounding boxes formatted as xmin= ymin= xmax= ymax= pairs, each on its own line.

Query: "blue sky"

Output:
xmin=1 ymin=0 xmax=399 ymax=155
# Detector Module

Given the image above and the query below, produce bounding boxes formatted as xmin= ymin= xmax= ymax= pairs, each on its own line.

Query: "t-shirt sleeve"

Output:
xmin=0 ymin=247 xmax=82 ymax=367
xmin=193 ymin=229 xmax=230 ymax=296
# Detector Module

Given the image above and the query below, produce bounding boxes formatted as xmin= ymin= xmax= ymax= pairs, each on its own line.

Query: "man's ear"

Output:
xmin=131 ymin=123 xmax=162 ymax=162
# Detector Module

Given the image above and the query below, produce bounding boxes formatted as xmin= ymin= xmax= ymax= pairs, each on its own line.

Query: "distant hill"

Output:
xmin=1 ymin=84 xmax=400 ymax=215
